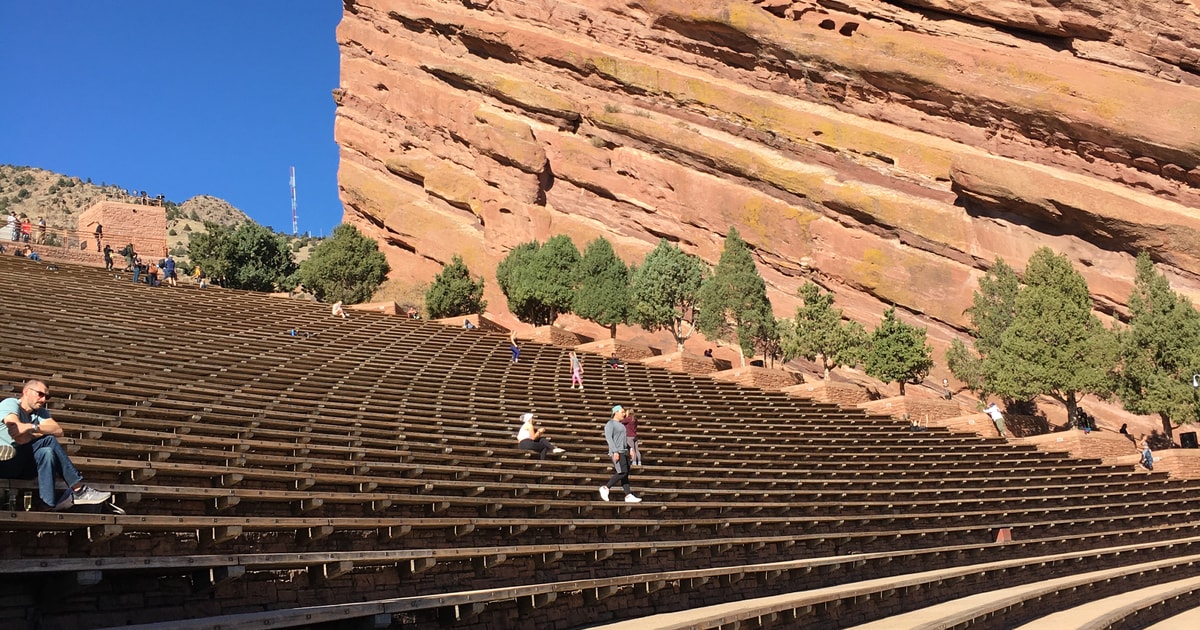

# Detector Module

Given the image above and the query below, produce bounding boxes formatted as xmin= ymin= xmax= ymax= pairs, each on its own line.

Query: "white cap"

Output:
xmin=521 ymin=413 xmax=534 ymax=422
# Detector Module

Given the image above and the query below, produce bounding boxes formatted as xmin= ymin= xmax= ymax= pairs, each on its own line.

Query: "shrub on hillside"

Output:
xmin=188 ymin=221 xmax=298 ymax=292
xmin=425 ymin=255 xmax=486 ymax=319
xmin=296 ymin=224 xmax=389 ymax=304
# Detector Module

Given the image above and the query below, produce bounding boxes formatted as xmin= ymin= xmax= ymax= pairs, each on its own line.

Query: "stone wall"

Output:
xmin=641 ymin=351 xmax=722 ymax=375
xmin=1019 ymin=430 xmax=1200 ymax=479
xmin=433 ymin=313 xmax=509 ymax=332
xmin=1018 ymin=430 xmax=1139 ymax=462
xmin=1153 ymin=449 xmax=1200 ymax=480
xmin=525 ymin=325 xmax=592 ymax=347
xmin=783 ymin=380 xmax=872 ymax=405
xmin=859 ymin=397 xmax=966 ymax=421
xmin=576 ymin=338 xmax=660 ymax=362
xmin=77 ymin=200 xmax=168 ymax=266
xmin=710 ymin=366 xmax=802 ymax=391
xmin=351 ymin=300 xmax=403 ymax=315
xmin=933 ymin=413 xmax=1002 ymax=439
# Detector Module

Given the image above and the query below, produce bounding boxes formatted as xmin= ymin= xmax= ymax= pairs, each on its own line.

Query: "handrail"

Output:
xmin=2 ymin=224 xmax=167 ymax=259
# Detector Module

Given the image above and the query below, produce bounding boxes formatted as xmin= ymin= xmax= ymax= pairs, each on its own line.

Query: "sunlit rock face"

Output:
xmin=335 ymin=0 xmax=1200 ymax=353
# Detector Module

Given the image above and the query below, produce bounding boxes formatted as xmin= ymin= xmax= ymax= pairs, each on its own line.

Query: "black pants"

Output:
xmin=606 ymin=452 xmax=631 ymax=493
xmin=518 ymin=438 xmax=554 ymax=460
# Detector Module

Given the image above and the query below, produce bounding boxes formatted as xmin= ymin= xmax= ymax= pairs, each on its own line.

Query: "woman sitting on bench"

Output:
xmin=516 ymin=413 xmax=565 ymax=460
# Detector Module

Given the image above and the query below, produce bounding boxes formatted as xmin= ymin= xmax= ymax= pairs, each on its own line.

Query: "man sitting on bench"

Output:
xmin=0 ymin=379 xmax=112 ymax=510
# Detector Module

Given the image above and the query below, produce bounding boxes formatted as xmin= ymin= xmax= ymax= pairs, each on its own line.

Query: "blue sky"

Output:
xmin=0 ymin=1 xmax=344 ymax=236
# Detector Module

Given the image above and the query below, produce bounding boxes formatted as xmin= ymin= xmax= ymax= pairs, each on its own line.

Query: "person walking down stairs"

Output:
xmin=599 ymin=406 xmax=641 ymax=503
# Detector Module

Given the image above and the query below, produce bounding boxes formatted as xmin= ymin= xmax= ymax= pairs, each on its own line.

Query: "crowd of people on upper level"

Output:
xmin=4 ymin=212 xmax=46 ymax=245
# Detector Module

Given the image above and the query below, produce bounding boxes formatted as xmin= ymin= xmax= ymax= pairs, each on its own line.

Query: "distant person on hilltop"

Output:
xmin=19 ymin=217 xmax=31 ymax=243
xmin=92 ymin=224 xmax=103 ymax=251
xmin=35 ymin=217 xmax=46 ymax=245
xmin=193 ymin=264 xmax=208 ymax=289
xmin=161 ymin=255 xmax=177 ymax=287
xmin=120 ymin=244 xmax=136 ymax=271
xmin=5 ymin=212 xmax=16 ymax=241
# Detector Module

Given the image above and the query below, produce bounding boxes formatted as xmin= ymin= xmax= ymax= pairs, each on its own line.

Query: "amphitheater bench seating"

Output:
xmin=1010 ymin=574 xmax=1200 ymax=630
xmin=3 ymin=255 xmax=1200 ymax=628
xmin=85 ymin=537 xmax=1200 ymax=630
xmin=590 ymin=542 xmax=1200 ymax=629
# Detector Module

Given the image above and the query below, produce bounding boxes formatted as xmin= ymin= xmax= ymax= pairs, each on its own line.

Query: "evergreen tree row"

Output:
xmin=202 ymin=219 xmax=1199 ymax=435
xmin=430 ymin=228 xmax=937 ymax=390
xmin=948 ymin=249 xmax=1200 ymax=437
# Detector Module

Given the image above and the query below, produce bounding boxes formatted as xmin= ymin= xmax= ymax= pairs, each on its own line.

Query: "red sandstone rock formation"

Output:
xmin=334 ymin=0 xmax=1200 ymax=370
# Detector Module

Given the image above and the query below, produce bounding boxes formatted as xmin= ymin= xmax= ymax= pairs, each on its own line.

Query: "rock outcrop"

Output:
xmin=334 ymin=0 xmax=1200 ymax=360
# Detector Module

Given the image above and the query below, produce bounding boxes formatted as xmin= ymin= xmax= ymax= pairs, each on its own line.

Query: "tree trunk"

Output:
xmin=899 ymin=380 xmax=907 ymax=396
xmin=609 ymin=323 xmax=617 ymax=339
xmin=1161 ymin=414 xmax=1175 ymax=440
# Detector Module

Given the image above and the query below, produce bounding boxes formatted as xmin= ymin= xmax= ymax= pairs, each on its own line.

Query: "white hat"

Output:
xmin=521 ymin=413 xmax=534 ymax=422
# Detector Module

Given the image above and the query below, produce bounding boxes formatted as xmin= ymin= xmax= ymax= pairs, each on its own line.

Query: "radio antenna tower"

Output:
xmin=289 ymin=166 xmax=298 ymax=236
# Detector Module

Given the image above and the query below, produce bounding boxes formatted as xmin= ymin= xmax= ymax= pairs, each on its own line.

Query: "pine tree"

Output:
xmin=495 ymin=236 xmax=580 ymax=325
xmin=425 ymin=254 xmax=487 ymax=319
xmin=630 ymin=239 xmax=706 ymax=352
xmin=987 ymin=247 xmax=1118 ymax=420
xmin=296 ymin=224 xmax=388 ymax=303
xmin=947 ymin=258 xmax=1020 ymax=399
xmin=1117 ymin=252 xmax=1200 ymax=437
xmin=695 ymin=228 xmax=774 ymax=363
xmin=781 ymin=281 xmax=868 ymax=380
xmin=865 ymin=308 xmax=933 ymax=395
xmin=573 ymin=236 xmax=631 ymax=339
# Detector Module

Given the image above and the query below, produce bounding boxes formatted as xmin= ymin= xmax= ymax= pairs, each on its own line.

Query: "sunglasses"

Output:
xmin=27 ymin=389 xmax=50 ymax=400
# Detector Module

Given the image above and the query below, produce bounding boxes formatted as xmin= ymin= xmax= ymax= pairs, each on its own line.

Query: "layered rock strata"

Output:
xmin=335 ymin=0 xmax=1200 ymax=358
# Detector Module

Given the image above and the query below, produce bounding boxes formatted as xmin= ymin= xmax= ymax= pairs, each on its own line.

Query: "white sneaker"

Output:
xmin=551 ymin=448 xmax=565 ymax=454
xmin=0 ymin=444 xmax=14 ymax=461
xmin=72 ymin=486 xmax=112 ymax=505
xmin=624 ymin=494 xmax=642 ymax=503
xmin=599 ymin=486 xmax=610 ymax=502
